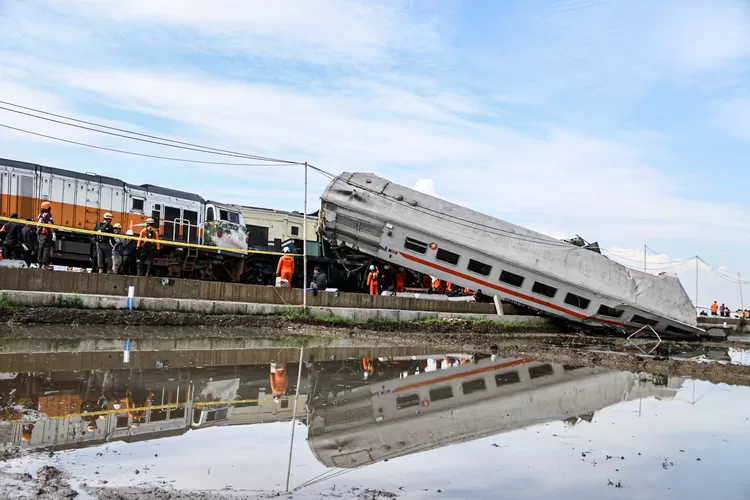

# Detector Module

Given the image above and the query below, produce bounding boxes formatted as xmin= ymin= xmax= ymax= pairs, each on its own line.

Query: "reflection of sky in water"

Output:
xmin=2 ymin=379 xmax=749 ymax=499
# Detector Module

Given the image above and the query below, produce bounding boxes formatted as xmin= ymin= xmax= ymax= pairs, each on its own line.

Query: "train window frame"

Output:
xmin=219 ymin=209 xmax=229 ymax=221
xmin=532 ymin=281 xmax=557 ymax=298
xmin=462 ymin=378 xmax=487 ymax=395
xmin=631 ymin=314 xmax=659 ymax=327
xmin=499 ymin=270 xmax=525 ymax=288
xmin=396 ymin=394 xmax=421 ymax=410
xmin=436 ymin=248 xmax=460 ymax=265
xmin=229 ymin=212 xmax=240 ymax=224
xmin=404 ymin=237 xmax=428 ymax=254
xmin=429 ymin=386 xmax=453 ymax=402
xmin=467 ymin=259 xmax=492 ymax=276
xmin=529 ymin=364 xmax=555 ymax=379
xmin=495 ymin=371 xmax=521 ymax=386
xmin=665 ymin=325 xmax=692 ymax=336
xmin=206 ymin=207 xmax=215 ymax=222
xmin=564 ymin=293 xmax=591 ymax=310
xmin=291 ymin=226 xmax=299 ymax=236
xmin=597 ymin=304 xmax=624 ymax=318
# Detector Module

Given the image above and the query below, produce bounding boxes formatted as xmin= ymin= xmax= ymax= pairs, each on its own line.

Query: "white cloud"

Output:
xmin=414 ymin=179 xmax=438 ymax=197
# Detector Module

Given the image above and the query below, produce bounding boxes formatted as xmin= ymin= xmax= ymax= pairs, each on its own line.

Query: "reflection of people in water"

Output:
xmin=362 ymin=358 xmax=376 ymax=379
xmin=125 ymin=387 xmax=153 ymax=427
xmin=270 ymin=363 xmax=288 ymax=402
xmin=21 ymin=423 xmax=34 ymax=443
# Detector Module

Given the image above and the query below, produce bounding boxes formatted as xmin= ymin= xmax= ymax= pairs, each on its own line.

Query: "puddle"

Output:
xmin=1 ymin=343 xmax=749 ymax=499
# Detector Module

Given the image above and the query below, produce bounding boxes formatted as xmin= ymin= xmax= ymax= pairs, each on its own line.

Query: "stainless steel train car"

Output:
xmin=319 ymin=172 xmax=702 ymax=338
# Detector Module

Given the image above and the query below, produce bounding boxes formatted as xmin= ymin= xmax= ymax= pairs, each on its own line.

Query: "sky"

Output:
xmin=2 ymin=0 xmax=750 ymax=307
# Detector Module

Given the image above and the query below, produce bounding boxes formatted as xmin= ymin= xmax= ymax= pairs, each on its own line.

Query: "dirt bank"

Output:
xmin=0 ymin=306 xmax=557 ymax=334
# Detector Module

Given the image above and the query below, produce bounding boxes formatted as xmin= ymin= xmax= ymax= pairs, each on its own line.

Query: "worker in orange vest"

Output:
xmin=710 ymin=301 xmax=718 ymax=316
xmin=366 ymin=265 xmax=380 ymax=295
xmin=270 ymin=363 xmax=288 ymax=402
xmin=137 ymin=217 xmax=160 ymax=276
xmin=394 ymin=267 xmax=407 ymax=293
xmin=421 ymin=274 xmax=432 ymax=289
xmin=433 ymin=278 xmax=446 ymax=294
xmin=276 ymin=246 xmax=295 ymax=287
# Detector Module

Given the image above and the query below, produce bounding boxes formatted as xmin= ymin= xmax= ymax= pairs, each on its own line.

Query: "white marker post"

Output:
xmin=127 ymin=286 xmax=135 ymax=310
xmin=123 ymin=339 xmax=131 ymax=363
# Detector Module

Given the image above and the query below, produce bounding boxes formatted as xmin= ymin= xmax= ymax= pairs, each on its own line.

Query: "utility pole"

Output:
xmin=643 ymin=245 xmax=647 ymax=273
xmin=695 ymin=256 xmax=699 ymax=312
xmin=303 ymin=162 xmax=308 ymax=310
xmin=739 ymin=273 xmax=744 ymax=310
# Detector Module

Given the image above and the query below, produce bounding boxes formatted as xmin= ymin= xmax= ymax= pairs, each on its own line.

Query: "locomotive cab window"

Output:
xmin=131 ymin=198 xmax=144 ymax=211
xmin=564 ymin=293 xmax=591 ymax=310
xmin=436 ymin=248 xmax=460 ymax=265
xmin=499 ymin=270 xmax=525 ymax=288
xmin=404 ymin=237 xmax=428 ymax=254
xmin=291 ymin=226 xmax=299 ymax=236
xmin=206 ymin=207 xmax=215 ymax=222
xmin=532 ymin=281 xmax=557 ymax=298
xmin=467 ymin=259 xmax=492 ymax=276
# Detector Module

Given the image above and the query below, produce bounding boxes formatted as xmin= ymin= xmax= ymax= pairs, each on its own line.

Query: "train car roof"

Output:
xmin=0 ymin=158 xmax=203 ymax=202
xmin=239 ymin=204 xmax=318 ymax=218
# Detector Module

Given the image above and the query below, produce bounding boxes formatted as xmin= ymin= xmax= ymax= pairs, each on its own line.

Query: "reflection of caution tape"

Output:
xmin=3 ymin=397 xmax=294 ymax=422
xmin=0 ymin=215 xmax=302 ymax=257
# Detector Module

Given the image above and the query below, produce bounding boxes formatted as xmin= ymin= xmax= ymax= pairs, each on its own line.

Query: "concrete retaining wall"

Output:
xmin=1 ymin=290 xmax=550 ymax=327
xmin=0 ymin=267 xmax=496 ymax=314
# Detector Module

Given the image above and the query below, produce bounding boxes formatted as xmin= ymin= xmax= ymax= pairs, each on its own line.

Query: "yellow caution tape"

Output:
xmin=0 ymin=215 xmax=303 ymax=257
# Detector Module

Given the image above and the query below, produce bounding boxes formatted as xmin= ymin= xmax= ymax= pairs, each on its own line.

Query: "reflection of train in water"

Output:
xmin=307 ymin=356 xmax=682 ymax=468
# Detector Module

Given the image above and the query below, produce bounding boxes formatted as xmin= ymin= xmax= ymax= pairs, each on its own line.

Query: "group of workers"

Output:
xmin=365 ymin=264 xmax=409 ymax=295
xmin=0 ymin=202 xmax=162 ymax=275
xmin=274 ymin=246 xmax=328 ymax=290
xmin=89 ymin=212 xmax=160 ymax=276
xmin=708 ymin=300 xmax=750 ymax=319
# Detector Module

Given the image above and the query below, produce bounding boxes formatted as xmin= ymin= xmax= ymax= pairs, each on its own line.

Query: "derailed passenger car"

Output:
xmin=320 ymin=172 xmax=702 ymax=339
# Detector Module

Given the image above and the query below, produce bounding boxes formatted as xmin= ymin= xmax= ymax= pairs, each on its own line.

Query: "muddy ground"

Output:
xmin=1 ymin=306 xmax=749 ymax=387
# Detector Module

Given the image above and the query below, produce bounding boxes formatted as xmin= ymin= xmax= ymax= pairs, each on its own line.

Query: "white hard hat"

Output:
xmin=145 ymin=218 xmax=155 ymax=225
xmin=369 ymin=265 xmax=375 ymax=271
xmin=283 ymin=247 xmax=290 ymax=253
xmin=126 ymin=229 xmax=134 ymax=235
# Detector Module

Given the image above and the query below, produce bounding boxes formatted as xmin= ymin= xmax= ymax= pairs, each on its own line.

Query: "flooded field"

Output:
xmin=1 ymin=335 xmax=749 ymax=499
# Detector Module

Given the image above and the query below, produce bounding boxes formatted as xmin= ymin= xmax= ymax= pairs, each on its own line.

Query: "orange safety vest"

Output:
xmin=276 ymin=255 xmax=295 ymax=276
xmin=367 ymin=270 xmax=380 ymax=295
xmin=270 ymin=368 xmax=288 ymax=396
xmin=138 ymin=226 xmax=161 ymax=250
xmin=711 ymin=302 xmax=718 ymax=313
xmin=395 ymin=272 xmax=406 ymax=292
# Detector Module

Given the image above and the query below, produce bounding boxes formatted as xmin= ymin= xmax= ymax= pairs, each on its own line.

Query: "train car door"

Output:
xmin=163 ymin=205 xmax=180 ymax=241
xmin=184 ymin=209 xmax=198 ymax=243
xmin=18 ymin=174 xmax=34 ymax=220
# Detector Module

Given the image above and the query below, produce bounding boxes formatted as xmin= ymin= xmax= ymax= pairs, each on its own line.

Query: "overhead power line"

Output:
xmin=0 ymin=124 xmax=296 ymax=167
xmin=0 ymin=100 xmax=304 ymax=165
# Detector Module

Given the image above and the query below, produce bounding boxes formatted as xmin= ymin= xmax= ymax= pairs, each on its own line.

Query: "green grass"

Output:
xmin=0 ymin=294 xmax=13 ymax=309
xmin=54 ymin=294 xmax=84 ymax=308
xmin=277 ymin=307 xmax=310 ymax=320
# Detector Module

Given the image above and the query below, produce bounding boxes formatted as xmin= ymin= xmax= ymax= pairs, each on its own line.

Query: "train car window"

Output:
xmin=499 ymin=270 xmax=525 ymax=287
xmin=436 ymin=248 xmax=460 ymax=265
xmin=467 ymin=259 xmax=492 ymax=276
xmin=206 ymin=207 xmax=215 ymax=222
xmin=396 ymin=394 xmax=421 ymax=410
xmin=404 ymin=237 xmax=428 ymax=254
xmin=531 ymin=281 xmax=557 ymax=298
xmin=184 ymin=209 xmax=198 ymax=243
xmin=495 ymin=371 xmax=521 ymax=386
xmin=529 ymin=364 xmax=554 ymax=379
xmin=154 ymin=204 xmax=161 ymax=211
xmin=219 ymin=209 xmax=229 ymax=221
xmin=462 ymin=378 xmax=486 ymax=394
xmin=665 ymin=325 xmax=692 ymax=336
xmin=291 ymin=226 xmax=299 ymax=236
xmin=597 ymin=305 xmax=624 ymax=318
xmin=229 ymin=212 xmax=240 ymax=224
xmin=564 ymin=293 xmax=591 ymax=310
xmin=429 ymin=386 xmax=453 ymax=402
xmin=631 ymin=315 xmax=659 ymax=327
xmin=132 ymin=198 xmax=144 ymax=211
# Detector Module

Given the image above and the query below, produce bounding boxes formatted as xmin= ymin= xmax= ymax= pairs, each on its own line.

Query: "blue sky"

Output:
xmin=2 ymin=0 xmax=750 ymax=306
